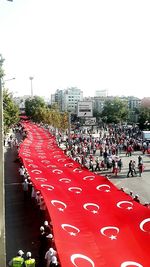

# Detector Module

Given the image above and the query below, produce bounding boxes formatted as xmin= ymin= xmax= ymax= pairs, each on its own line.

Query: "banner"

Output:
xmin=19 ymin=122 xmax=150 ymax=267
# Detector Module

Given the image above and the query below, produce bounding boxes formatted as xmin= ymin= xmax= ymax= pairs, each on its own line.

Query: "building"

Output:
xmin=95 ymin=89 xmax=108 ymax=97
xmin=52 ymin=87 xmax=83 ymax=113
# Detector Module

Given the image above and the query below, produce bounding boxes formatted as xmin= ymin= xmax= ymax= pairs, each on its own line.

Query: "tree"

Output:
xmin=60 ymin=112 xmax=69 ymax=131
xmin=3 ymin=89 xmax=20 ymax=133
xmin=25 ymin=96 xmax=46 ymax=120
xmin=138 ymin=107 xmax=150 ymax=130
xmin=101 ymin=98 xmax=128 ymax=124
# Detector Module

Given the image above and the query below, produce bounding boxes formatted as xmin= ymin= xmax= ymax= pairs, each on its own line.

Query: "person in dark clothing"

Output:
xmin=38 ymin=226 xmax=47 ymax=267
xmin=127 ymin=160 xmax=134 ymax=177
xmin=133 ymin=195 xmax=140 ymax=203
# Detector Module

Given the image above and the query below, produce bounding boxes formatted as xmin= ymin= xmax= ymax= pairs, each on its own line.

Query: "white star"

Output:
xmin=127 ymin=207 xmax=133 ymax=210
xmin=92 ymin=210 xmax=98 ymax=214
xmin=69 ymin=232 xmax=76 ymax=236
xmin=58 ymin=208 xmax=64 ymax=212
xmin=109 ymin=235 xmax=117 ymax=240
xmin=105 ymin=190 xmax=110 ymax=192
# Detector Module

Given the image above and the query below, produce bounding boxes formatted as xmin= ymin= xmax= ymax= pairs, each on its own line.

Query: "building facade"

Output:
xmin=52 ymin=87 xmax=83 ymax=113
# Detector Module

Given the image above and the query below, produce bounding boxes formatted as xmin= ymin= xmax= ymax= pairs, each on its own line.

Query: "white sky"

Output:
xmin=0 ymin=0 xmax=150 ymax=99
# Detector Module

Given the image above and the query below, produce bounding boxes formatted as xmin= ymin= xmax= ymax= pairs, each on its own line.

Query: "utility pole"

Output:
xmin=68 ymin=112 xmax=71 ymax=144
xmin=29 ymin=76 xmax=34 ymax=97
xmin=0 ymin=54 xmax=6 ymax=267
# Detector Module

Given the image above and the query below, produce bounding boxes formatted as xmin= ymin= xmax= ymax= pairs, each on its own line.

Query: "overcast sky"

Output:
xmin=0 ymin=0 xmax=150 ymax=99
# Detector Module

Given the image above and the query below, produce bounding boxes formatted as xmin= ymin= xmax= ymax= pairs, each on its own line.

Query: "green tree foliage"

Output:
xmin=138 ymin=107 xmax=150 ymax=130
xmin=3 ymin=89 xmax=20 ymax=133
xmin=25 ymin=96 xmax=69 ymax=132
xmin=25 ymin=96 xmax=46 ymax=120
xmin=101 ymin=98 xmax=128 ymax=124
xmin=60 ymin=112 xmax=69 ymax=131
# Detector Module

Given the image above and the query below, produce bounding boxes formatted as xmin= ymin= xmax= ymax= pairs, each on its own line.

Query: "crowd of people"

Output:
xmin=55 ymin=124 xmax=149 ymax=179
xmin=7 ymin=122 xmax=150 ymax=266
xmin=7 ymin=123 xmax=60 ymax=267
xmin=17 ymin=164 xmax=60 ymax=267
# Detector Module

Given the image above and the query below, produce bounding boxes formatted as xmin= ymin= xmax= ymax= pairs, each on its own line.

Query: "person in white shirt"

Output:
xmin=45 ymin=248 xmax=57 ymax=267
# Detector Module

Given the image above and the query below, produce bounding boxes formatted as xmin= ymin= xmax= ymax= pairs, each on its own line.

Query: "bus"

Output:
xmin=142 ymin=130 xmax=150 ymax=141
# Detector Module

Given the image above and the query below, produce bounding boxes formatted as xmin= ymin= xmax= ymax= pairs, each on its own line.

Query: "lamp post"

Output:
xmin=29 ymin=76 xmax=34 ymax=97
xmin=0 ymin=54 xmax=6 ymax=267
xmin=68 ymin=112 xmax=71 ymax=144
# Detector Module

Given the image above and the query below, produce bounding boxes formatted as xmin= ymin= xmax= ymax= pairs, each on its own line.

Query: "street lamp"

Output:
xmin=29 ymin=76 xmax=34 ymax=97
xmin=0 ymin=54 xmax=6 ymax=267
xmin=2 ymin=77 xmax=16 ymax=88
xmin=3 ymin=77 xmax=15 ymax=83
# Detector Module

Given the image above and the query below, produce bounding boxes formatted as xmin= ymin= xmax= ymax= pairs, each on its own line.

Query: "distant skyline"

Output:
xmin=1 ymin=0 xmax=150 ymax=99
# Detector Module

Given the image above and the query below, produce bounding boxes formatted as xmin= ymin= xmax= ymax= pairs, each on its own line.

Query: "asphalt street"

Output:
xmin=109 ymin=151 xmax=150 ymax=204
xmin=5 ymin=144 xmax=41 ymax=265
xmin=94 ymin=150 xmax=150 ymax=204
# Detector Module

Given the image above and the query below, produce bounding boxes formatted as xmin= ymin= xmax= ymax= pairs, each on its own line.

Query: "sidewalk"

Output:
xmin=5 ymin=142 xmax=41 ymax=265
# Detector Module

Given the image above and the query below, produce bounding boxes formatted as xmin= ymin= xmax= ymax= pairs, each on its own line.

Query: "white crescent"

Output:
xmin=51 ymin=200 xmax=67 ymax=211
xmin=71 ymin=254 xmax=95 ymax=267
xmin=38 ymin=155 xmax=46 ymax=159
xmin=73 ymin=168 xmax=83 ymax=173
xmin=83 ymin=175 xmax=95 ymax=181
xmin=41 ymin=160 xmax=50 ymax=164
xmin=28 ymin=164 xmax=38 ymax=168
xmin=100 ymin=226 xmax=119 ymax=238
xmin=41 ymin=184 xmax=54 ymax=191
xmin=83 ymin=203 xmax=100 ymax=213
xmin=35 ymin=178 xmax=47 ymax=182
xmin=22 ymin=153 xmax=30 ymax=157
xmin=64 ymin=163 xmax=74 ymax=167
xmin=61 ymin=224 xmax=80 ymax=235
xmin=121 ymin=261 xmax=143 ymax=267
xmin=31 ymin=169 xmax=42 ymax=174
xmin=68 ymin=187 xmax=82 ymax=194
xmin=52 ymin=169 xmax=63 ymax=174
xmin=47 ymin=165 xmax=57 ymax=168
xmin=96 ymin=184 xmax=111 ymax=192
xmin=57 ymin=158 xmax=66 ymax=162
xmin=54 ymin=155 xmax=61 ymax=158
xmin=59 ymin=178 xmax=71 ymax=183
xmin=139 ymin=218 xmax=150 ymax=232
xmin=23 ymin=150 xmax=30 ymax=153
xmin=117 ymin=201 xmax=133 ymax=210
xmin=24 ymin=158 xmax=33 ymax=162
xmin=52 ymin=151 xmax=60 ymax=154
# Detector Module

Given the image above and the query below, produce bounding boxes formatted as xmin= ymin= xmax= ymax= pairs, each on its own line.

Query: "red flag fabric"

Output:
xmin=19 ymin=122 xmax=150 ymax=267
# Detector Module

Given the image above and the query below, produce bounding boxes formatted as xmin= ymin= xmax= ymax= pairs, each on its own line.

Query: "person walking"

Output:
xmin=133 ymin=194 xmax=140 ymax=203
xmin=95 ymin=157 xmax=100 ymax=171
xmin=138 ymin=155 xmax=144 ymax=177
xmin=45 ymin=248 xmax=57 ymax=267
xmin=22 ymin=179 xmax=29 ymax=201
xmin=127 ymin=160 xmax=134 ymax=177
xmin=117 ymin=158 xmax=122 ymax=172
xmin=8 ymin=250 xmax=25 ymax=267
xmin=138 ymin=163 xmax=144 ymax=177
xmin=50 ymin=255 xmax=59 ymax=266
xmin=131 ymin=160 xmax=137 ymax=176
xmin=113 ymin=161 xmax=119 ymax=176
xmin=24 ymin=252 xmax=35 ymax=267
xmin=89 ymin=159 xmax=94 ymax=172
xmin=38 ymin=226 xmax=47 ymax=266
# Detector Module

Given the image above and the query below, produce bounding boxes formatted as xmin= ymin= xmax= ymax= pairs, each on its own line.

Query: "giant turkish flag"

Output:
xmin=19 ymin=122 xmax=150 ymax=267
